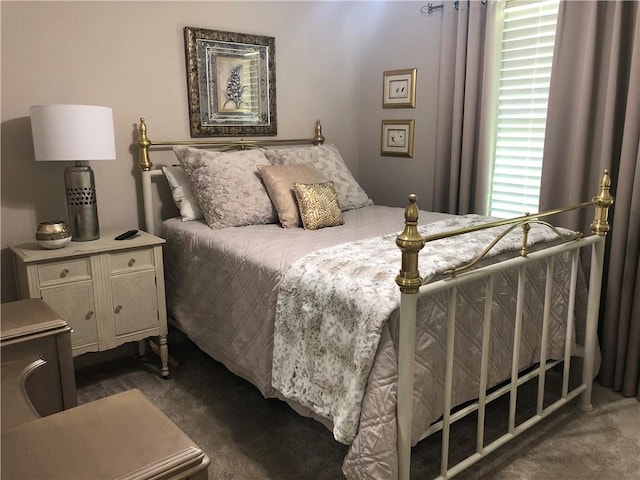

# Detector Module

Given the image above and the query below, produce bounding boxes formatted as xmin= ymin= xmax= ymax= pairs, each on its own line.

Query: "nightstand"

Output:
xmin=9 ymin=231 xmax=169 ymax=377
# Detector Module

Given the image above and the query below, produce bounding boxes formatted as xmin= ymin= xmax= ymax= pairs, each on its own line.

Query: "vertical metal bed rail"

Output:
xmin=562 ymin=250 xmax=580 ymax=398
xmin=395 ymin=195 xmax=425 ymax=480
xmin=581 ymin=170 xmax=614 ymax=410
xmin=440 ymin=287 xmax=458 ymax=477
xmin=536 ymin=256 xmax=554 ymax=413
xmin=476 ymin=276 xmax=494 ymax=454
xmin=136 ymin=117 xmax=155 ymax=234
xmin=508 ymin=265 xmax=527 ymax=433
xmin=397 ymin=290 xmax=418 ymax=480
xmin=580 ymin=237 xmax=605 ymax=410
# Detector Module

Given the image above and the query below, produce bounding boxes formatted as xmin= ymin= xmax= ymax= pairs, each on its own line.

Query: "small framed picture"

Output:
xmin=381 ymin=120 xmax=415 ymax=157
xmin=382 ymin=68 xmax=417 ymax=108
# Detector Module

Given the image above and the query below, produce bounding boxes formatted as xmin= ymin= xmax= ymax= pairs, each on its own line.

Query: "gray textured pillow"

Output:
xmin=257 ymin=163 xmax=322 ymax=228
xmin=173 ymin=146 xmax=276 ymax=229
xmin=263 ymin=144 xmax=373 ymax=211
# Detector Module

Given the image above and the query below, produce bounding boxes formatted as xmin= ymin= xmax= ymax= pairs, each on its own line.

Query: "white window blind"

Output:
xmin=489 ymin=0 xmax=560 ymax=218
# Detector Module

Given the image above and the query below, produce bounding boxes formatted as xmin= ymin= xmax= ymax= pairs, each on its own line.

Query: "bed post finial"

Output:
xmin=313 ymin=119 xmax=325 ymax=145
xmin=590 ymin=169 xmax=614 ymax=236
xmin=396 ymin=194 xmax=424 ymax=294
xmin=137 ymin=117 xmax=152 ymax=171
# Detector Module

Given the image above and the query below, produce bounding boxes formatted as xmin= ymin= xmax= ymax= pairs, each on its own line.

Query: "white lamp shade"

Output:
xmin=30 ymin=104 xmax=116 ymax=161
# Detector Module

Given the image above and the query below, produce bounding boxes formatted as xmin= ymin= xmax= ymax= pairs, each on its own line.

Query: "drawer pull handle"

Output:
xmin=115 ymin=305 xmax=122 ymax=314
xmin=85 ymin=311 xmax=94 ymax=320
xmin=60 ymin=268 xmax=70 ymax=278
xmin=128 ymin=259 xmax=136 ymax=267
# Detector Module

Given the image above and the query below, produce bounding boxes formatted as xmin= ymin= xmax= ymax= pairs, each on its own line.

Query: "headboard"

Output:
xmin=134 ymin=118 xmax=326 ymax=234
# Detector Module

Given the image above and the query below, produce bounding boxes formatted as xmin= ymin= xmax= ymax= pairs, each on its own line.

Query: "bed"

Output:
xmin=134 ymin=118 xmax=613 ymax=480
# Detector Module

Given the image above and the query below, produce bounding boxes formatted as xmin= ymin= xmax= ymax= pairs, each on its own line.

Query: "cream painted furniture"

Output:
xmin=1 ymin=388 xmax=210 ymax=480
xmin=9 ymin=231 xmax=169 ymax=377
xmin=1 ymin=299 xmax=77 ymax=429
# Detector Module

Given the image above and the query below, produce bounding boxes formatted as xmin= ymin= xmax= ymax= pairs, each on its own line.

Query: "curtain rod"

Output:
xmin=420 ymin=2 xmax=448 ymax=15
xmin=420 ymin=1 xmax=486 ymax=16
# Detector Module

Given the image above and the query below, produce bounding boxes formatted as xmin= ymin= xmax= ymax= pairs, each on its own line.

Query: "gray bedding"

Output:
xmin=160 ymin=205 xmax=580 ymax=479
xmin=161 ymin=205 xmax=452 ymax=397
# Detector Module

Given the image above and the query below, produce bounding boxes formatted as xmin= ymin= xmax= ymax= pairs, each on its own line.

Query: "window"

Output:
xmin=489 ymin=0 xmax=560 ymax=218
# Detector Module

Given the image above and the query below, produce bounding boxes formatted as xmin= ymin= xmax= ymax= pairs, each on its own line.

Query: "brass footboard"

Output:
xmin=395 ymin=171 xmax=613 ymax=480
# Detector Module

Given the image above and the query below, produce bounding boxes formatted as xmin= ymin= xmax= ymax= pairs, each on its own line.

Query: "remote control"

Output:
xmin=115 ymin=230 xmax=139 ymax=240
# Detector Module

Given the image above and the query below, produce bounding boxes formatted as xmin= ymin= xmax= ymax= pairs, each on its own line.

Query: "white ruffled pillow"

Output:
xmin=162 ymin=165 xmax=203 ymax=221
xmin=263 ymin=144 xmax=373 ymax=212
xmin=173 ymin=146 xmax=277 ymax=229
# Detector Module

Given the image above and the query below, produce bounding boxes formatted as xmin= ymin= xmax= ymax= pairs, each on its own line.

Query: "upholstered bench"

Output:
xmin=1 ymin=389 xmax=210 ymax=480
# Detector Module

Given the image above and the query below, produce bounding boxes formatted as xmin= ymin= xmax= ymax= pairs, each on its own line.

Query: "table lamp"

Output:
xmin=30 ymin=104 xmax=116 ymax=241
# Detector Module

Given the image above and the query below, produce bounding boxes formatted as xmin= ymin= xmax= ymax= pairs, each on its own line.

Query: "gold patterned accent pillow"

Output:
xmin=293 ymin=181 xmax=344 ymax=230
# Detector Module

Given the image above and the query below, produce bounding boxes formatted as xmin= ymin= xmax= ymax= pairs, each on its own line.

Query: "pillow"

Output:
xmin=263 ymin=144 xmax=373 ymax=211
xmin=257 ymin=163 xmax=322 ymax=228
xmin=161 ymin=165 xmax=203 ymax=221
xmin=173 ymin=146 xmax=277 ymax=229
xmin=293 ymin=181 xmax=344 ymax=230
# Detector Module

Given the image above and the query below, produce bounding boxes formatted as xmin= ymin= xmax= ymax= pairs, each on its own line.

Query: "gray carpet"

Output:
xmin=75 ymin=339 xmax=640 ymax=480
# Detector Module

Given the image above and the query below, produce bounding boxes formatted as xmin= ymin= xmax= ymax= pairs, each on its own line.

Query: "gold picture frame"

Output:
xmin=382 ymin=68 xmax=417 ymax=108
xmin=381 ymin=120 xmax=415 ymax=157
xmin=184 ymin=26 xmax=277 ymax=137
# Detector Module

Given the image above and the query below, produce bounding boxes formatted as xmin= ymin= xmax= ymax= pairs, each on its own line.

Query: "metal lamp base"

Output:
xmin=64 ymin=165 xmax=100 ymax=241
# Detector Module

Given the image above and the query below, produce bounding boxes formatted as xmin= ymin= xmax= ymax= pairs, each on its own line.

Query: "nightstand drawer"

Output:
xmin=38 ymin=258 xmax=91 ymax=286
xmin=109 ymin=248 xmax=154 ymax=273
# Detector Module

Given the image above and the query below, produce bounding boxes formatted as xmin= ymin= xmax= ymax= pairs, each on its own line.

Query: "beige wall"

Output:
xmin=1 ymin=1 xmax=442 ymax=302
xmin=358 ymin=2 xmax=442 ymax=209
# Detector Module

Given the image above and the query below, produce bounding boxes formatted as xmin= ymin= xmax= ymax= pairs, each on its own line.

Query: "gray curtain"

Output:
xmin=432 ymin=0 xmax=499 ymax=215
xmin=540 ymin=0 xmax=640 ymax=399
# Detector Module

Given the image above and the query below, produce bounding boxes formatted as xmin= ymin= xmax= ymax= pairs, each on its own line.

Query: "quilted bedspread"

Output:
xmin=160 ymin=206 xmax=586 ymax=480
xmin=271 ymin=215 xmax=572 ymax=446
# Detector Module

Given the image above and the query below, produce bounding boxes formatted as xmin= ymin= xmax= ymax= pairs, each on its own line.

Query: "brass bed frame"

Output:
xmin=135 ymin=117 xmax=613 ymax=480
xmin=395 ymin=173 xmax=613 ymax=479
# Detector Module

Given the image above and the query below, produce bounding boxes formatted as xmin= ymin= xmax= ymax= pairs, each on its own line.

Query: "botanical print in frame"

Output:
xmin=184 ymin=27 xmax=277 ymax=137
xmin=382 ymin=68 xmax=417 ymax=108
xmin=381 ymin=120 xmax=415 ymax=157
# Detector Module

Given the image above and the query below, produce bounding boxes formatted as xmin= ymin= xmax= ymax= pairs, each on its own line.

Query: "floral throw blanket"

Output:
xmin=271 ymin=215 xmax=568 ymax=444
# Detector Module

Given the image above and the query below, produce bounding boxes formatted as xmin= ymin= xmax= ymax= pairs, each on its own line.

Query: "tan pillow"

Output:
xmin=257 ymin=163 xmax=322 ymax=228
xmin=293 ymin=181 xmax=344 ymax=230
